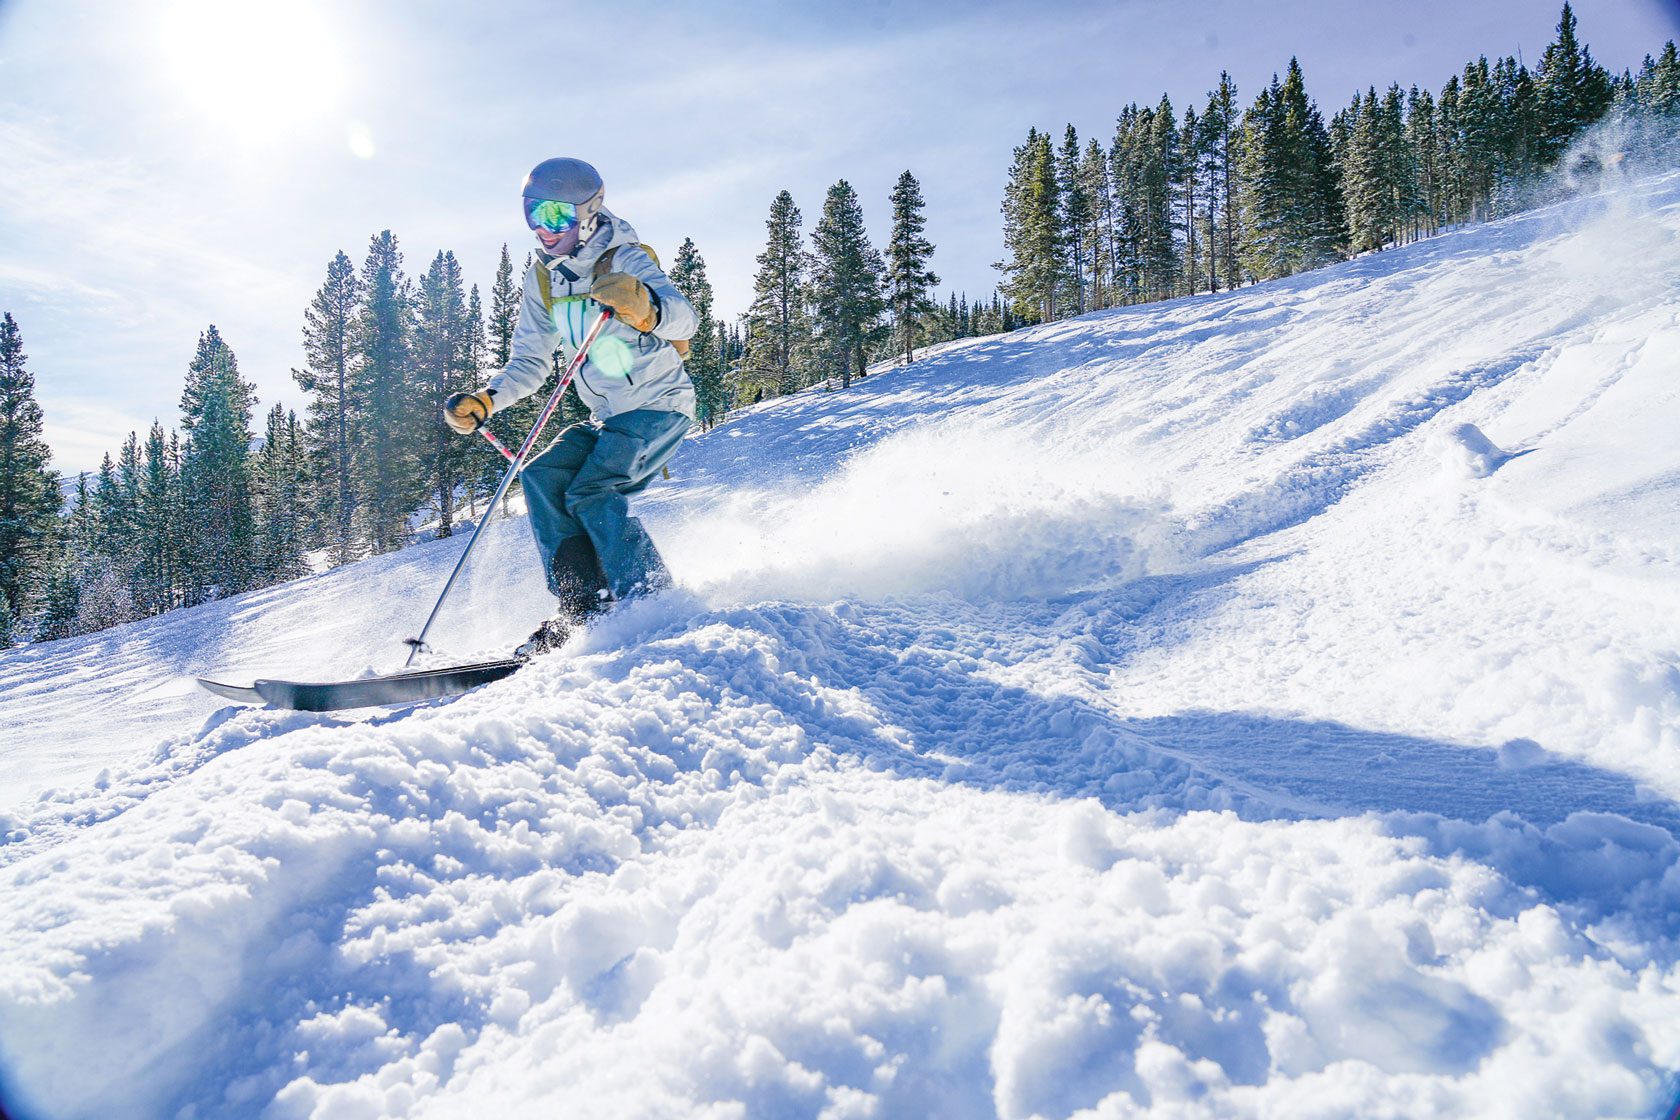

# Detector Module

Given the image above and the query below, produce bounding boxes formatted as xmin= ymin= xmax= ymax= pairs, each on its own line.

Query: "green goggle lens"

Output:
xmin=524 ymin=198 xmax=579 ymax=234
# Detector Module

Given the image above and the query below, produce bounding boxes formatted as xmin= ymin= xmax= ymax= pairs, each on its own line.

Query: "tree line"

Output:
xmin=998 ymin=5 xmax=1680 ymax=320
xmin=730 ymin=169 xmax=968 ymax=404
xmin=0 ymin=230 xmax=731 ymax=644
xmin=2 ymin=3 xmax=1674 ymax=645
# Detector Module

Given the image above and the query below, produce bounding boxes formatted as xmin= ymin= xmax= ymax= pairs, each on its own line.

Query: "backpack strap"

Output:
xmin=593 ymin=244 xmax=689 ymax=357
xmin=535 ymin=261 xmax=553 ymax=312
xmin=537 ymin=245 xmax=691 ymax=358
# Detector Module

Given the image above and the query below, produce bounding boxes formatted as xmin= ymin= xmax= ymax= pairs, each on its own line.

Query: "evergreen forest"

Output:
xmin=0 ymin=4 xmax=1674 ymax=643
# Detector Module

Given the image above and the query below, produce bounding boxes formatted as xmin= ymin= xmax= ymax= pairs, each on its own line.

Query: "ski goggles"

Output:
xmin=524 ymin=198 xmax=579 ymax=235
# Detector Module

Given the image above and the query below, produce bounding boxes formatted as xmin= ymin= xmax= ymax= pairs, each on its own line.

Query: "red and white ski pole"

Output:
xmin=404 ymin=308 xmax=616 ymax=665
xmin=477 ymin=426 xmax=517 ymax=463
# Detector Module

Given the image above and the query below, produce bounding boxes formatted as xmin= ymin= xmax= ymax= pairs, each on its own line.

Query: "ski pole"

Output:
xmin=404 ymin=308 xmax=616 ymax=665
xmin=477 ymin=426 xmax=517 ymax=463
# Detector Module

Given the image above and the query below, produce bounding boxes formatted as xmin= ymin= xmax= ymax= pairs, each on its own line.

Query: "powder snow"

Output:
xmin=2 ymin=175 xmax=1679 ymax=1119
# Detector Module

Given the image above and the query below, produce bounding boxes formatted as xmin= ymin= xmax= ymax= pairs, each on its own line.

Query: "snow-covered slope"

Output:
xmin=3 ymin=175 xmax=1679 ymax=1120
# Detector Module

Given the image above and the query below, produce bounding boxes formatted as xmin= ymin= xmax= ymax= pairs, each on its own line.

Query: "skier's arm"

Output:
xmin=613 ymin=245 xmax=697 ymax=342
xmin=486 ymin=266 xmax=561 ymax=406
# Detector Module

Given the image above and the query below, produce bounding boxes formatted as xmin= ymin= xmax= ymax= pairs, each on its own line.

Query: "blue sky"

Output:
xmin=1 ymin=0 xmax=1675 ymax=475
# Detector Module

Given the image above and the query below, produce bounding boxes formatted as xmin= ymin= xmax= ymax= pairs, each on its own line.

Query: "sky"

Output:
xmin=1 ymin=0 xmax=1676 ymax=476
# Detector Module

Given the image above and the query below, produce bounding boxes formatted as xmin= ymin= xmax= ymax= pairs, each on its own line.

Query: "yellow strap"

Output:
xmin=598 ymin=247 xmax=688 ymax=356
xmin=540 ymin=244 xmax=689 ymax=358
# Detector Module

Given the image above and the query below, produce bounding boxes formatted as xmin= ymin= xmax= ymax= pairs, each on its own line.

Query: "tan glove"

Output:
xmin=592 ymin=273 xmax=657 ymax=332
xmin=443 ymin=389 xmax=495 ymax=435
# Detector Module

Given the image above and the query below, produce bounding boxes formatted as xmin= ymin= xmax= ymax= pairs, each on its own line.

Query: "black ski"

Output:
xmin=198 ymin=658 xmax=523 ymax=713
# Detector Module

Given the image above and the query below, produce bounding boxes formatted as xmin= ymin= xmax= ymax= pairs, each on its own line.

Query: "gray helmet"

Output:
xmin=522 ymin=157 xmax=603 ymax=205
xmin=522 ymin=158 xmax=604 ymax=255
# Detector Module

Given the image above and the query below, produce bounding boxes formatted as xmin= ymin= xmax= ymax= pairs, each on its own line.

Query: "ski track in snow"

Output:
xmin=2 ymin=176 xmax=1680 ymax=1118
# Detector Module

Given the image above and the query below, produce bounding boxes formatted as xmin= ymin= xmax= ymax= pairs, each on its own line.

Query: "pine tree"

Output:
xmin=1381 ymin=83 xmax=1421 ymax=242
xmin=715 ymin=320 xmax=737 ymax=402
xmin=133 ymin=421 xmax=179 ymax=615
xmin=178 ymin=325 xmax=258 ymax=603
xmin=1344 ymin=87 xmax=1388 ymax=252
xmin=998 ymin=128 xmax=1062 ymax=321
xmin=1435 ymin=74 xmax=1469 ymax=226
xmin=1536 ymin=3 xmax=1614 ymax=163
xmin=1110 ymin=102 xmax=1180 ymax=301
xmin=1342 ymin=84 xmax=1415 ymax=252
xmin=1203 ymin=72 xmax=1242 ymax=290
xmin=489 ymin=243 xmax=520 ymax=366
xmin=0 ymin=312 xmax=61 ymax=623
xmin=669 ymin=238 xmax=725 ymax=429
xmin=1142 ymin=97 xmax=1181 ymax=299
xmin=111 ymin=430 xmax=147 ymax=602
xmin=1638 ymin=42 xmax=1680 ymax=118
xmin=73 ymin=449 xmax=135 ymax=633
xmin=1078 ymin=138 xmax=1115 ymax=307
xmin=37 ymin=547 xmax=81 ymax=641
xmin=739 ymin=191 xmax=813 ymax=401
xmin=1282 ymin=60 xmax=1346 ymax=270
xmin=38 ymin=474 xmax=95 ymax=639
xmin=414 ymin=250 xmax=476 ymax=537
xmin=1240 ymin=77 xmax=1288 ymax=280
xmin=1058 ymin=127 xmax=1090 ymax=313
xmin=1239 ymin=61 xmax=1342 ymax=278
xmin=251 ymin=405 xmax=309 ymax=584
xmin=88 ymin=452 xmax=123 ymax=566
xmin=1457 ymin=58 xmax=1501 ymax=220
xmin=293 ymin=250 xmax=361 ymax=565
xmin=884 ymin=171 xmax=940 ymax=363
xmin=1178 ymin=105 xmax=1203 ymax=295
xmin=1406 ymin=86 xmax=1441 ymax=238
xmin=1109 ymin=107 xmax=1141 ymax=303
xmin=810 ymin=179 xmax=887 ymax=389
xmin=352 ymin=231 xmax=423 ymax=554
xmin=1495 ymin=58 xmax=1542 ymax=212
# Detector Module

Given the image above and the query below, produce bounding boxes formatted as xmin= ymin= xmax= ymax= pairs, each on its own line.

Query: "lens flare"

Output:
xmin=348 ymin=123 xmax=376 ymax=159
xmin=590 ymin=337 xmax=634 ymax=379
xmin=548 ymin=299 xmax=633 ymax=380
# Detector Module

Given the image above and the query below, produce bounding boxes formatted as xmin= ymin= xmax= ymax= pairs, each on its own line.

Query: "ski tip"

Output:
xmin=197 ymin=677 xmax=264 ymax=705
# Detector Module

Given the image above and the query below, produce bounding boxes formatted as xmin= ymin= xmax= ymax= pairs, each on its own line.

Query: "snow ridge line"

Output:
xmin=1186 ymin=343 xmax=1551 ymax=557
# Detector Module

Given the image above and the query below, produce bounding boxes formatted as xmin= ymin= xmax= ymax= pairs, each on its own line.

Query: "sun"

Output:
xmin=155 ymin=0 xmax=343 ymax=134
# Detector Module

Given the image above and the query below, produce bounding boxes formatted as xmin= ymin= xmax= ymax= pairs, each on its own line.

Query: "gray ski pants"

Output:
xmin=521 ymin=408 xmax=689 ymax=601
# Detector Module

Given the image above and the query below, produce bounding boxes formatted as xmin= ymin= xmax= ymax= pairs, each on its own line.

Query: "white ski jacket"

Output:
xmin=488 ymin=208 xmax=697 ymax=421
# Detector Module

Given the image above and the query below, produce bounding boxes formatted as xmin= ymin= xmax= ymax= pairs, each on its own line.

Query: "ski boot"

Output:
xmin=516 ymin=535 xmax=610 ymax=660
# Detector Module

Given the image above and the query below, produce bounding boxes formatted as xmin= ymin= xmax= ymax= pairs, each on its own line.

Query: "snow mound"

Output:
xmin=1428 ymin=421 xmax=1517 ymax=479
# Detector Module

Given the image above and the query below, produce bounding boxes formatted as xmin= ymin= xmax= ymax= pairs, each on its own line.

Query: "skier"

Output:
xmin=443 ymin=157 xmax=697 ymax=658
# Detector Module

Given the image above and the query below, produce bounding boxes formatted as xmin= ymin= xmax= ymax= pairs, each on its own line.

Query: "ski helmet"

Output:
xmin=522 ymin=157 xmax=604 ymax=255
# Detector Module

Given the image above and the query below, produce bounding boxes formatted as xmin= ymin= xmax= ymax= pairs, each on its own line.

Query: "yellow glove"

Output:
xmin=443 ymin=389 xmax=495 ymax=435
xmin=592 ymin=273 xmax=656 ymax=332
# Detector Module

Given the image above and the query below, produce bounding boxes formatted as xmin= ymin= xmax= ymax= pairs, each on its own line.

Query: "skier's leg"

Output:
xmin=520 ymin=424 xmax=598 ymax=595
xmin=562 ymin=410 xmax=690 ymax=600
xmin=548 ymin=533 xmax=608 ymax=622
